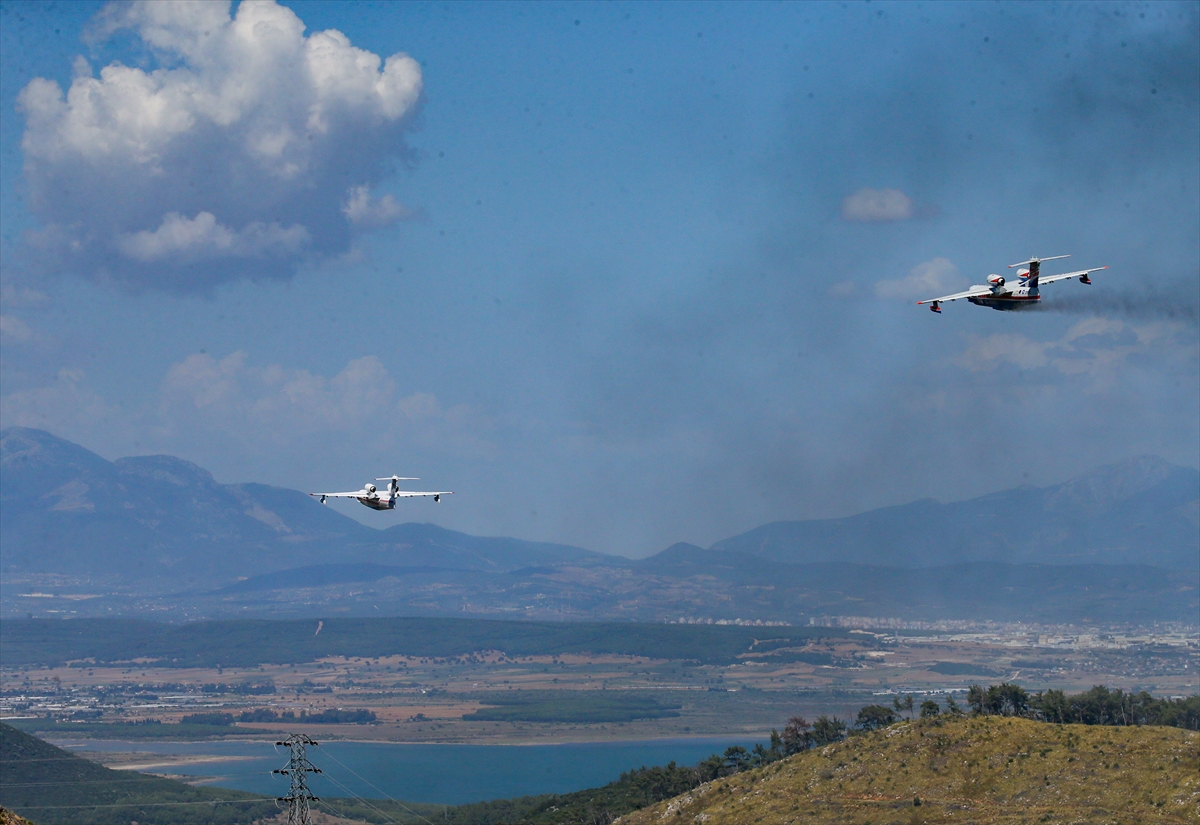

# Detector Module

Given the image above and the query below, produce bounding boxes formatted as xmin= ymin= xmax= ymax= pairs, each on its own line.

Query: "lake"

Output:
xmin=58 ymin=736 xmax=760 ymax=804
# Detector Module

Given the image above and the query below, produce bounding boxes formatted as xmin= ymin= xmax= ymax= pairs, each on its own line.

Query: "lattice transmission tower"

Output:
xmin=274 ymin=733 xmax=321 ymax=825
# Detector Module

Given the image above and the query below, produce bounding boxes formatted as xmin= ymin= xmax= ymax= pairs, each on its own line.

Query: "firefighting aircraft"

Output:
xmin=310 ymin=475 xmax=452 ymax=510
xmin=917 ymin=255 xmax=1108 ymax=313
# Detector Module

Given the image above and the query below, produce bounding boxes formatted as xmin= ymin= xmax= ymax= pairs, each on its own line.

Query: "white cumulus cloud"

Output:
xmin=18 ymin=0 xmax=422 ymax=291
xmin=161 ymin=352 xmax=397 ymax=427
xmin=116 ymin=211 xmax=311 ymax=263
xmin=0 ymin=284 xmax=50 ymax=308
xmin=0 ymin=315 xmax=35 ymax=342
xmin=343 ymin=186 xmax=410 ymax=227
xmin=155 ymin=352 xmax=495 ymax=457
xmin=954 ymin=318 xmax=1191 ymax=387
xmin=874 ymin=257 xmax=964 ymax=301
xmin=0 ymin=368 xmax=130 ymax=447
xmin=1 ymin=353 xmax=495 ymax=460
xmin=841 ymin=187 xmax=915 ymax=222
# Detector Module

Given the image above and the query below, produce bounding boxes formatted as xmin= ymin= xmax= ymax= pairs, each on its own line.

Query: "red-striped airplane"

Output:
xmin=917 ymin=255 xmax=1108 ymax=313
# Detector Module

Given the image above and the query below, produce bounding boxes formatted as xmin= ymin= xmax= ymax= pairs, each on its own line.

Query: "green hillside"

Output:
xmin=617 ymin=715 xmax=1199 ymax=825
xmin=0 ymin=723 xmax=275 ymax=825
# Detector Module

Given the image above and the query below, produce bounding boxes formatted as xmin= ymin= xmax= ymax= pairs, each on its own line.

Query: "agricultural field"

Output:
xmin=2 ymin=617 xmax=1195 ymax=748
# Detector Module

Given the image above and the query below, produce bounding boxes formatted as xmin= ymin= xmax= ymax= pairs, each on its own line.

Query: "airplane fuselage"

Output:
xmin=967 ymin=290 xmax=1040 ymax=311
xmin=358 ymin=495 xmax=396 ymax=510
xmin=965 ymin=277 xmax=1040 ymax=311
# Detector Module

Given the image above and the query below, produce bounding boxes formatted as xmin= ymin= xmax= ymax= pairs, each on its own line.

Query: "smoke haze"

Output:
xmin=1036 ymin=287 xmax=1199 ymax=324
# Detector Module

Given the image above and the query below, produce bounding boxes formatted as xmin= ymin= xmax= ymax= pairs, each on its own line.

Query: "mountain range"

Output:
xmin=713 ymin=456 xmax=1198 ymax=570
xmin=0 ymin=427 xmax=604 ymax=586
xmin=2 ymin=427 xmax=1196 ymax=624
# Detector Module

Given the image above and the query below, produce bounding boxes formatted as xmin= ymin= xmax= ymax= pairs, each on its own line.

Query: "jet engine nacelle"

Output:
xmin=987 ymin=274 xmax=1006 ymax=288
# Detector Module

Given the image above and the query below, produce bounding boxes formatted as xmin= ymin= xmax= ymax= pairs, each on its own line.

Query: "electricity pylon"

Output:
xmin=274 ymin=733 xmax=321 ymax=825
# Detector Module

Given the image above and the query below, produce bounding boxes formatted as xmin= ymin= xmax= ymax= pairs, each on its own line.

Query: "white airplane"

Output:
xmin=310 ymin=475 xmax=452 ymax=510
xmin=917 ymin=255 xmax=1108 ymax=313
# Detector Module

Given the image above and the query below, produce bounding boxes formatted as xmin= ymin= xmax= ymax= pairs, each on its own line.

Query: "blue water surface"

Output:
xmin=59 ymin=736 xmax=759 ymax=804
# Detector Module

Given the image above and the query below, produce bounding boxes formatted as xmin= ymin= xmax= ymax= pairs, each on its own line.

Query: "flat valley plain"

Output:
xmin=5 ymin=622 xmax=1196 ymax=754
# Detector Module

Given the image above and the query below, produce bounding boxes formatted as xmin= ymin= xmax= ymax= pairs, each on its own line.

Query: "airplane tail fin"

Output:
xmin=1009 ymin=255 xmax=1069 ymax=290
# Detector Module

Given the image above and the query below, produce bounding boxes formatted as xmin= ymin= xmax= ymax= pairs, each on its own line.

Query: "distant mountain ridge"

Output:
xmin=710 ymin=455 xmax=1198 ymax=571
xmin=0 ymin=427 xmax=606 ymax=585
xmin=2 ymin=427 xmax=1196 ymax=625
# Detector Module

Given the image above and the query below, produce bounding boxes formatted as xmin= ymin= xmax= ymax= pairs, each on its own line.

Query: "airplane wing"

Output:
xmin=393 ymin=491 xmax=454 ymax=498
xmin=916 ymin=285 xmax=993 ymax=306
xmin=310 ymin=491 xmax=369 ymax=499
xmin=1037 ymin=266 xmax=1108 ymax=286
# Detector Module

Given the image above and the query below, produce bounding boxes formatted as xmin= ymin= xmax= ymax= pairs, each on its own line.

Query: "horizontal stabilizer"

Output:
xmin=1008 ymin=254 xmax=1070 ymax=269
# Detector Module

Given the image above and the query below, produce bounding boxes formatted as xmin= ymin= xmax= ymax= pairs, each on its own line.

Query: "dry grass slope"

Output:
xmin=616 ymin=716 xmax=1199 ymax=825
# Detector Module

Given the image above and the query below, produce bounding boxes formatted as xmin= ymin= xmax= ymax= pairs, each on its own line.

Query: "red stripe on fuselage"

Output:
xmin=968 ymin=294 xmax=1040 ymax=311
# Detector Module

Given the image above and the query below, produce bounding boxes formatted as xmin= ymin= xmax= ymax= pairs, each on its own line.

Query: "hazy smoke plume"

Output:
xmin=1035 ymin=286 xmax=1199 ymax=325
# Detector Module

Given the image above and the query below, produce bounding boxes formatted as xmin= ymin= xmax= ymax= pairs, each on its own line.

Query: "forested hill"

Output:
xmin=0 ymin=722 xmax=274 ymax=824
xmin=708 ymin=454 xmax=1199 ymax=570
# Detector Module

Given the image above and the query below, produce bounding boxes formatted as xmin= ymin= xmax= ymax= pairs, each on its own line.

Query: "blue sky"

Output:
xmin=2 ymin=0 xmax=1197 ymax=556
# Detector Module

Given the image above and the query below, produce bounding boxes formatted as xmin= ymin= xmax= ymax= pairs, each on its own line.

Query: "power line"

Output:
xmin=0 ymin=778 xmax=193 ymax=787
xmin=9 ymin=800 xmax=271 ymax=810
xmin=315 ymin=795 xmax=377 ymax=824
xmin=6 ymin=735 xmax=444 ymax=823
xmin=316 ymin=771 xmax=401 ymax=825
xmin=0 ymin=771 xmax=278 ymax=787
xmin=0 ymin=756 xmax=132 ymax=763
xmin=318 ymin=748 xmax=440 ymax=825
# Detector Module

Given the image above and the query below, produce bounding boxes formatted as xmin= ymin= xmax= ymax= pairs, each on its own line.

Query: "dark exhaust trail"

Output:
xmin=1035 ymin=288 xmax=1199 ymax=325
